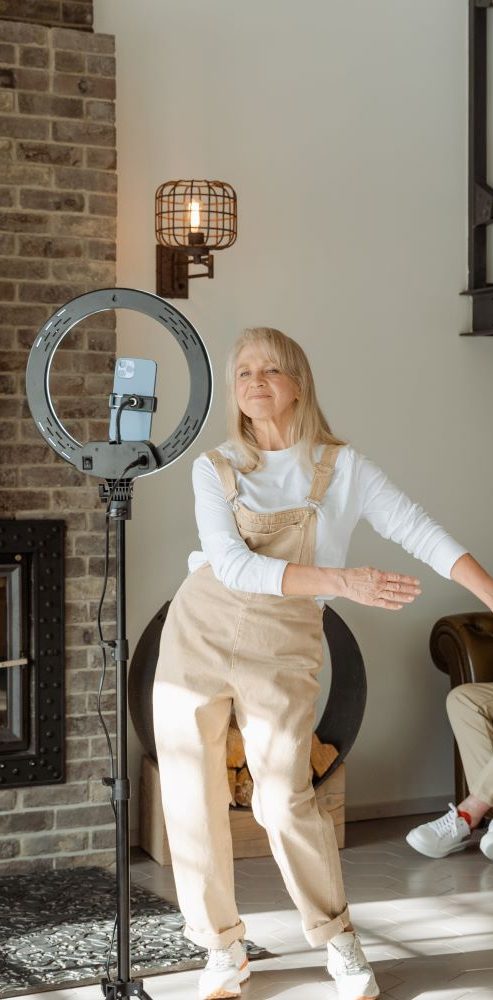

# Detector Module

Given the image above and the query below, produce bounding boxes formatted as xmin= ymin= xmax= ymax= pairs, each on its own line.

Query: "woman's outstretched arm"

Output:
xmin=450 ymin=553 xmax=493 ymax=612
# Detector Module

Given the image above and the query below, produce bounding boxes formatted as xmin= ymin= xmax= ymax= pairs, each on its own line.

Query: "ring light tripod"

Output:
xmin=26 ymin=288 xmax=213 ymax=999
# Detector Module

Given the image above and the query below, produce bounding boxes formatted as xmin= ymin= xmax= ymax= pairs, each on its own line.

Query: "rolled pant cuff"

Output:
xmin=184 ymin=919 xmax=246 ymax=951
xmin=304 ymin=906 xmax=351 ymax=946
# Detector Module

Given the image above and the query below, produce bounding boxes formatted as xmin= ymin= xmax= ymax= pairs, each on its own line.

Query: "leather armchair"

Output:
xmin=430 ymin=612 xmax=493 ymax=802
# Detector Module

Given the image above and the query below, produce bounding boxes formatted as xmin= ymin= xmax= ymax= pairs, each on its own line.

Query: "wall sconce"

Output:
xmin=155 ymin=179 xmax=237 ymax=299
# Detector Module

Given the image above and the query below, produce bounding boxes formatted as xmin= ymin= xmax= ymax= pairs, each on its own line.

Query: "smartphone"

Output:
xmin=109 ymin=357 xmax=157 ymax=442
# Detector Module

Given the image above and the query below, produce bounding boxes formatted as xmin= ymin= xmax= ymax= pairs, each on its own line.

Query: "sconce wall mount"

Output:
xmin=155 ymin=179 xmax=237 ymax=299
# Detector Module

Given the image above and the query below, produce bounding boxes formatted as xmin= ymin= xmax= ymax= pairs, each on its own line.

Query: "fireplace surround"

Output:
xmin=0 ymin=519 xmax=65 ymax=789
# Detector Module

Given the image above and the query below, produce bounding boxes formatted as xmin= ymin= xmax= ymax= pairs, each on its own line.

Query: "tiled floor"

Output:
xmin=22 ymin=815 xmax=493 ymax=1000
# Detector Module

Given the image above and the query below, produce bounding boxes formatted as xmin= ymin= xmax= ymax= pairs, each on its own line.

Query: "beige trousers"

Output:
xmin=446 ymin=682 xmax=493 ymax=806
xmin=153 ymin=444 xmax=350 ymax=950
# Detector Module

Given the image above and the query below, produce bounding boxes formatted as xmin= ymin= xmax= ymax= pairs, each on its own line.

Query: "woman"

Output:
xmin=153 ymin=327 xmax=493 ymax=1000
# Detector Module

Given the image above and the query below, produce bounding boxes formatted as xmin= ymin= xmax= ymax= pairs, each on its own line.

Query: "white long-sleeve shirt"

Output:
xmin=188 ymin=441 xmax=467 ymax=603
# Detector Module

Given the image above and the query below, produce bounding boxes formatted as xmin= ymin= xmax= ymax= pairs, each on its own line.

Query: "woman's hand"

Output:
xmin=338 ymin=567 xmax=421 ymax=610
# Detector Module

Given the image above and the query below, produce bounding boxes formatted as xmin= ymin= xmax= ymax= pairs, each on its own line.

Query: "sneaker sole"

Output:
xmin=405 ymin=830 xmax=469 ymax=859
xmin=201 ymin=961 xmax=250 ymax=999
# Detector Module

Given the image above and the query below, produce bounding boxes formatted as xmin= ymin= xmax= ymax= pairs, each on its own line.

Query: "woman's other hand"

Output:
xmin=338 ymin=568 xmax=421 ymax=610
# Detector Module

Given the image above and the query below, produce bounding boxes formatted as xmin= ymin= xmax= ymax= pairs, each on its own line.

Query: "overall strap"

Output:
xmin=306 ymin=444 xmax=340 ymax=506
xmin=206 ymin=449 xmax=238 ymax=506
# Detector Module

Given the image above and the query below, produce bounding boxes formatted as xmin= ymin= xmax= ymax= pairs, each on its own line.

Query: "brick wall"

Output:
xmin=0 ymin=16 xmax=119 ymax=871
xmin=0 ymin=1 xmax=93 ymax=31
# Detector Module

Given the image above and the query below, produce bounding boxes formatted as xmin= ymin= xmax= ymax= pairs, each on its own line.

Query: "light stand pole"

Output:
xmin=26 ymin=289 xmax=213 ymax=999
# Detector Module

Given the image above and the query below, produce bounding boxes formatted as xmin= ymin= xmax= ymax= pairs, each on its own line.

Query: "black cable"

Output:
xmin=114 ymin=396 xmax=138 ymax=445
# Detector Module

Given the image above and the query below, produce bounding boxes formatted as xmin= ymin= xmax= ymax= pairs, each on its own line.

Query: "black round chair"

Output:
xmin=129 ymin=602 xmax=367 ymax=789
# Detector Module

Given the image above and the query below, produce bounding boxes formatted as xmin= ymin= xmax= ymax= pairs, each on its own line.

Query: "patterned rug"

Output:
xmin=0 ymin=867 xmax=268 ymax=998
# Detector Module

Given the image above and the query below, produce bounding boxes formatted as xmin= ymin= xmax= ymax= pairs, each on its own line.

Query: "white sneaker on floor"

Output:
xmin=327 ymin=932 xmax=379 ymax=1000
xmin=480 ymin=819 xmax=493 ymax=860
xmin=405 ymin=804 xmax=471 ymax=859
xmin=198 ymin=939 xmax=250 ymax=999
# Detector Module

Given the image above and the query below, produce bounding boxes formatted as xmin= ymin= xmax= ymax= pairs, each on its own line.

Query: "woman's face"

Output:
xmin=234 ymin=344 xmax=300 ymax=426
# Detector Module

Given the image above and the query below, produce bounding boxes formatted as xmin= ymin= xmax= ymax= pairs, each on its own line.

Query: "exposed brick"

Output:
xmin=65 ymin=555 xmax=86 ymax=576
xmin=0 ymin=353 xmax=31 ymax=375
xmin=88 ymin=192 xmax=116 ymax=216
xmin=20 ymin=188 xmax=84 ymax=212
xmin=86 ymin=54 xmax=115 ymax=77
xmin=0 ymin=810 xmax=53 ymax=834
xmin=0 ymin=279 xmax=15 ymax=299
xmin=20 ymin=46 xmax=50 ymax=69
xmin=51 ymin=259 xmax=114 ymax=283
xmin=0 ymin=43 xmax=15 ymax=63
xmin=0 ymin=233 xmax=14 ymax=254
xmin=52 ymin=28 xmax=113 ymax=54
xmin=19 ymin=281 xmax=86 ymax=303
xmin=51 ymin=213 xmax=116 ymax=238
xmin=0 ymin=138 xmax=13 ymax=164
xmin=22 ymin=784 xmax=86 ymax=808
xmin=0 ymin=398 xmax=23 ymax=418
xmin=86 ymin=239 xmax=115 ymax=261
xmin=52 ymin=119 xmax=115 ymax=146
xmin=0 ymin=115 xmax=49 ymax=140
xmin=54 ymin=49 xmax=85 ymax=73
xmin=66 ymin=692 xmax=88 ymax=714
xmin=0 ymin=91 xmax=14 ymax=112
xmin=0 ymin=1 xmax=62 ymax=24
xmin=64 ymin=601 xmax=90 ymax=623
xmin=54 ymin=165 xmax=116 ymax=193
xmin=2 ymin=163 xmax=53 ymax=186
xmin=85 ymin=99 xmax=115 ymax=123
xmin=1 ymin=468 xmax=18 ymax=486
xmin=0 ymin=858 xmax=53 ymax=874
xmin=54 ymin=849 xmax=114 ymax=869
xmin=0 ymin=257 xmax=49 ymax=279
xmin=54 ymin=72 xmax=115 ymax=101
xmin=18 ymin=93 xmax=84 ymax=119
xmin=0 ymin=489 xmax=50 ymax=512
xmin=21 ymin=830 xmax=89 ymax=856
xmin=0 ymin=22 xmax=48 ymax=45
xmin=0 ymin=790 xmax=17 ymax=810
xmin=52 ymin=488 xmax=99 ymax=512
xmin=64 ymin=647 xmax=89 ymax=669
xmin=0 ymin=211 xmax=49 ymax=233
xmin=67 ymin=759 xmax=108 ymax=782
xmin=0 ymin=188 xmax=14 ymax=207
xmin=64 ymin=735 xmax=89 ymax=759
xmin=0 ymin=67 xmax=14 ymax=88
xmin=0 ymin=373 xmax=16 ymax=392
xmin=11 ymin=68 xmax=50 ymax=92
xmin=84 ymin=366 xmax=114 ymax=388
xmin=91 ymin=827 xmax=114 ymax=849
xmin=0 ymin=420 xmax=18 ymax=440
xmin=17 ymin=140 xmax=83 ymax=166
xmin=18 ymin=234 xmax=82 ymax=257
xmin=88 ymin=600 xmax=115 ymax=624
xmin=87 ymin=690 xmax=116 ymax=713
xmin=19 ymin=465 xmax=83 ymax=486
xmin=68 ymin=670 xmax=106 ymax=695
xmin=85 ymin=146 xmax=116 ymax=170
xmin=66 ymin=575 xmax=114 ymax=600
xmin=0 ymin=839 xmax=20 ymax=859
xmin=61 ymin=1 xmax=93 ymax=28
xmin=90 ymin=736 xmax=115 ymax=758
xmin=56 ymin=802 xmax=113 ymax=829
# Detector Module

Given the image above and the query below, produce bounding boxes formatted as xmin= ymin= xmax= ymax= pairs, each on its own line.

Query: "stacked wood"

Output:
xmin=226 ymin=713 xmax=338 ymax=807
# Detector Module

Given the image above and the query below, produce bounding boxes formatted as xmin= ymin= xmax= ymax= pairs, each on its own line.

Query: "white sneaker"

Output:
xmin=405 ymin=804 xmax=471 ymax=859
xmin=198 ymin=939 xmax=250 ymax=999
xmin=327 ymin=932 xmax=379 ymax=1000
xmin=480 ymin=819 xmax=493 ymax=860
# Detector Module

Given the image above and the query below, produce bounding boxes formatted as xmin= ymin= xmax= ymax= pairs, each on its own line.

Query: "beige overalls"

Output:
xmin=153 ymin=443 xmax=350 ymax=950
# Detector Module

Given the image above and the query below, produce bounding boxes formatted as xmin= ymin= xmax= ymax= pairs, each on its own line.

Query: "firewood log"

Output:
xmin=235 ymin=766 xmax=254 ymax=807
xmin=310 ymin=733 xmax=338 ymax=778
xmin=227 ymin=768 xmax=237 ymax=806
xmin=226 ymin=717 xmax=246 ymax=768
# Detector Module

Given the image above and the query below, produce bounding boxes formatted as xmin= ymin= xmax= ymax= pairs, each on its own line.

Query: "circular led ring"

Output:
xmin=26 ymin=287 xmax=213 ymax=478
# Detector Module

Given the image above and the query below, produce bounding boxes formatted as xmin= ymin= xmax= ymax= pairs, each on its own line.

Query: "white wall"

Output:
xmin=94 ymin=0 xmax=493 ymax=824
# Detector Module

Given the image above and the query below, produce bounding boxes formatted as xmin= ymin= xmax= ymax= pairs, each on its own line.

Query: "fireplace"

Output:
xmin=0 ymin=520 xmax=65 ymax=789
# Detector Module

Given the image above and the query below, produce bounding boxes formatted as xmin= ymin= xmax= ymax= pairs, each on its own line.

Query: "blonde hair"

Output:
xmin=225 ymin=327 xmax=346 ymax=472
